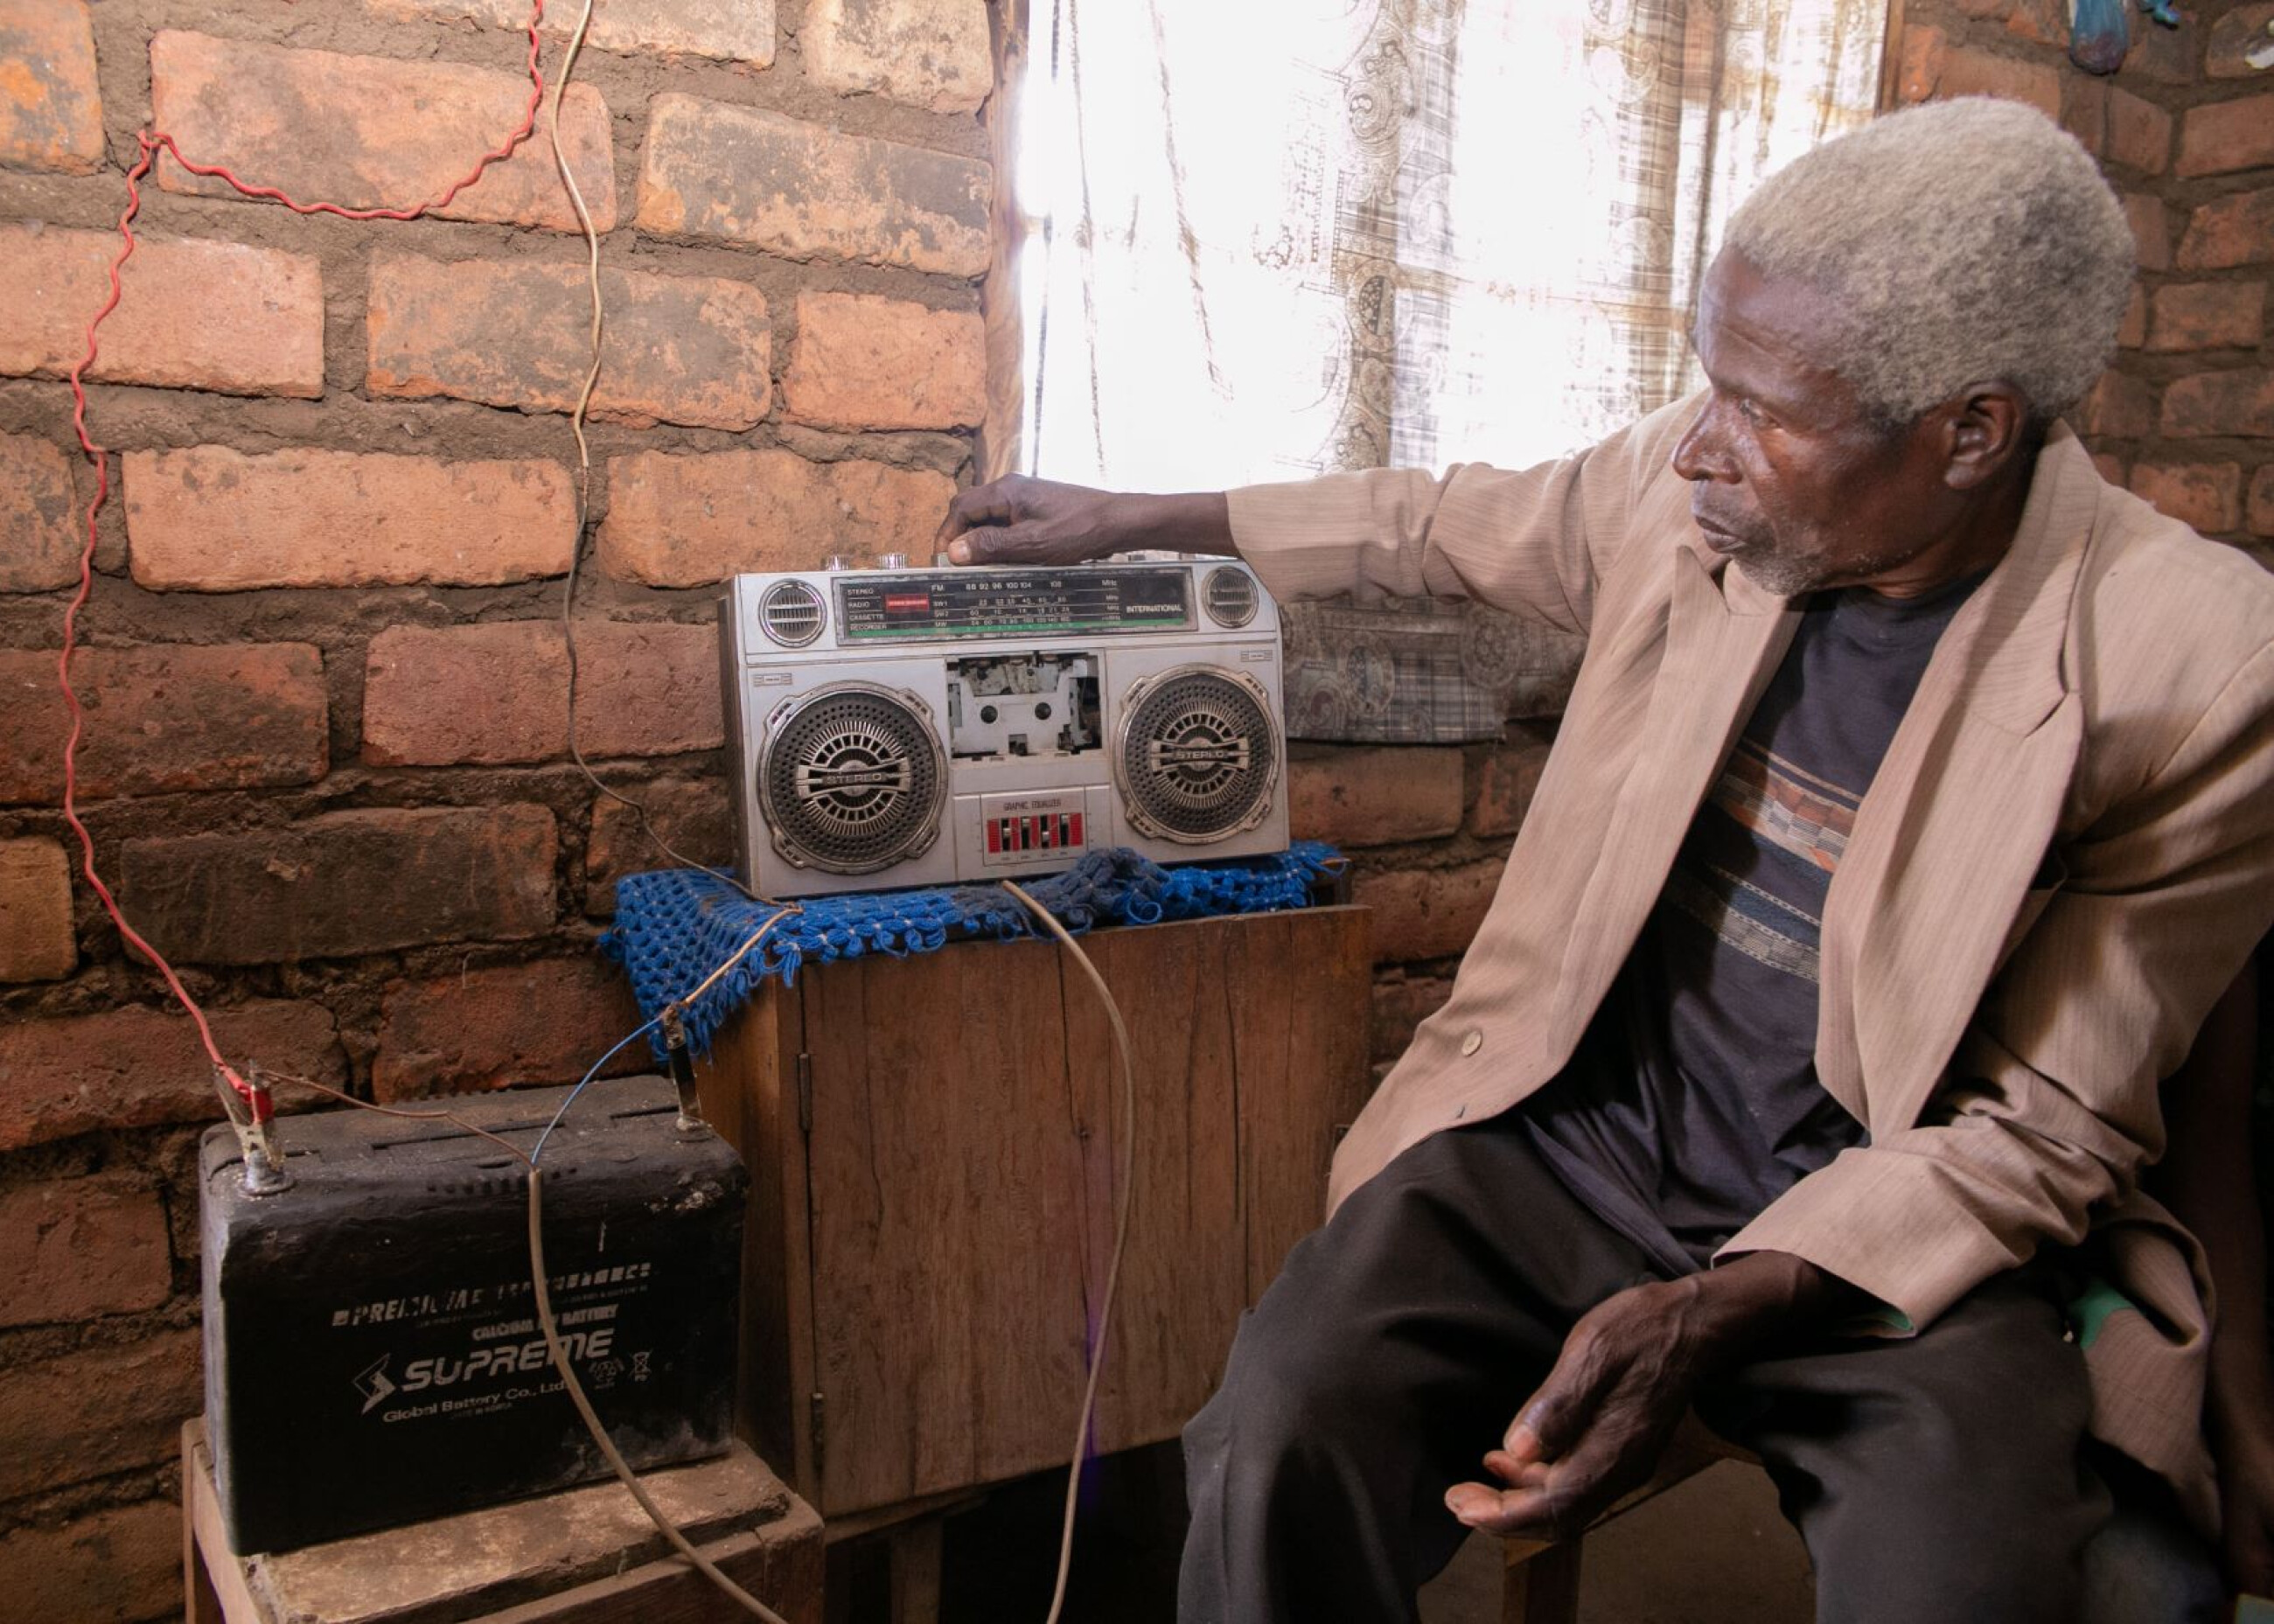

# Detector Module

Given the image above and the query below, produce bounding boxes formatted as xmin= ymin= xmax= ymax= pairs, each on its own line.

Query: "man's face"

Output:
xmin=1672 ymin=253 xmax=1957 ymax=597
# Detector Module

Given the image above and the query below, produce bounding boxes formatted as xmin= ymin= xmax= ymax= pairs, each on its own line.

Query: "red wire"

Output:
xmin=59 ymin=3 xmax=552 ymax=1121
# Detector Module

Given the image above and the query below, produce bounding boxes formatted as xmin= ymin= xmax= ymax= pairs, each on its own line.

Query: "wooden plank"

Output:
xmin=184 ymin=1423 xmax=265 ymax=1624
xmin=1059 ymin=918 xmax=1249 ymax=1459
xmin=884 ymin=1516 xmax=943 ymax=1624
xmin=700 ymin=984 xmax=816 ymax=1497
xmin=800 ymin=935 xmax=1091 ymax=1516
xmin=1234 ymin=908 xmax=1373 ymax=1300
xmin=476 ymin=1509 xmax=825 ymax=1624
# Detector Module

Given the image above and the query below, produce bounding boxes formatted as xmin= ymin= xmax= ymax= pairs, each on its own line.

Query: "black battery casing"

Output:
xmin=199 ymin=1076 xmax=745 ymax=1555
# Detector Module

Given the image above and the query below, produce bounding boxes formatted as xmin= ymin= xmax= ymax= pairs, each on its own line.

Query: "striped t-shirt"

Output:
xmin=1521 ymin=569 xmax=1985 ymax=1275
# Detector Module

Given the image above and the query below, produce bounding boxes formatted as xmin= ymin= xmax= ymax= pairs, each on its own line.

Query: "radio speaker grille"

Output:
xmin=1113 ymin=666 xmax=1280 ymax=844
xmin=759 ymin=683 xmax=946 ymax=874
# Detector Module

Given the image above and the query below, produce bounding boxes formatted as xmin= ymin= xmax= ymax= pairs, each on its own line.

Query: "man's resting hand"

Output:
xmin=935 ymin=475 xmax=1235 ymax=567
xmin=1445 ymin=1251 xmax=1859 ymax=1541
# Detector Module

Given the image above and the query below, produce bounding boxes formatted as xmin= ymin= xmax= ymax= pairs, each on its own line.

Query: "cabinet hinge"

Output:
xmin=795 ymin=1051 xmax=813 ymax=1135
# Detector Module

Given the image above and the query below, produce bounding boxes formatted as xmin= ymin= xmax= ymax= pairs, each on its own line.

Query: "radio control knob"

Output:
xmin=820 ymin=554 xmax=855 ymax=571
xmin=875 ymin=554 xmax=909 ymax=570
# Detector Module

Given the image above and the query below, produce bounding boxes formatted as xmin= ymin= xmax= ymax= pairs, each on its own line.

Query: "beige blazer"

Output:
xmin=1228 ymin=396 xmax=2274 ymax=1529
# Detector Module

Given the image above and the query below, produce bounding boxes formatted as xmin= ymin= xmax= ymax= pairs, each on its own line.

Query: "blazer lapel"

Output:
xmin=1551 ymin=542 xmax=1799 ymax=1049
xmin=1817 ymin=430 xmax=2099 ymax=1133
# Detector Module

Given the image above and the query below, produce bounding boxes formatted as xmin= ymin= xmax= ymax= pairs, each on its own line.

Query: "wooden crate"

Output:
xmin=695 ymin=905 xmax=1373 ymax=1521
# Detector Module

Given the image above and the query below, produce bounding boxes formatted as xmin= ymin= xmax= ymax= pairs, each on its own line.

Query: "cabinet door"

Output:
xmin=798 ymin=907 xmax=1372 ymax=1518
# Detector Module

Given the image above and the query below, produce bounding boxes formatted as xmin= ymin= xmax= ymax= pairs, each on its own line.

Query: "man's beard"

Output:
xmin=1729 ymin=533 xmax=1915 ymax=597
xmin=1731 ymin=547 xmax=1832 ymax=596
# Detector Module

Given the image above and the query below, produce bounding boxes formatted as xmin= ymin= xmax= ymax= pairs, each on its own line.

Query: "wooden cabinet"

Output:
xmin=695 ymin=905 xmax=1373 ymax=1522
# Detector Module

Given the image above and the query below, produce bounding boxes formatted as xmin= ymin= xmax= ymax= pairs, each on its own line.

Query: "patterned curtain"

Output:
xmin=991 ymin=0 xmax=1887 ymax=740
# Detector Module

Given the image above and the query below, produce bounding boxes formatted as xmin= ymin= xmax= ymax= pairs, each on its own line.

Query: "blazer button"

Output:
xmin=1460 ymin=1028 xmax=1483 ymax=1056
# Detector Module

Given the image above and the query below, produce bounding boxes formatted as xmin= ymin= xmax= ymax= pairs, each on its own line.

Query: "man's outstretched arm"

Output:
xmin=937 ymin=475 xmax=1235 ymax=566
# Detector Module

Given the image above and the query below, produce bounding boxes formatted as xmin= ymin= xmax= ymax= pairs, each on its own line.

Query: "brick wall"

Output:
xmin=0 ymin=0 xmax=989 ymax=1614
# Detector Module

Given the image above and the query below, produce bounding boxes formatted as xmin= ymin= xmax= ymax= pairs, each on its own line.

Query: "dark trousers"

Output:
xmin=1178 ymin=1110 xmax=2191 ymax=1624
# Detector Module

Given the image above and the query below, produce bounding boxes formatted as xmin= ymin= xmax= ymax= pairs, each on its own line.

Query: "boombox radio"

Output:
xmin=718 ymin=557 xmax=1288 ymax=899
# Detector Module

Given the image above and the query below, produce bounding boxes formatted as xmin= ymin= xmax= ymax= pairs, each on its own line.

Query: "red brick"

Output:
xmin=1894 ymin=24 xmax=1948 ymax=105
xmin=2059 ymin=76 xmax=2106 ymax=155
xmin=1471 ymin=722 xmax=1557 ymax=839
xmin=373 ymin=957 xmax=647 ymax=1101
xmin=0 ymin=224 xmax=324 ymax=398
xmin=2131 ymin=462 xmax=2244 ymax=533
xmin=783 ymin=292 xmax=985 ymax=431
xmin=2003 ymin=0 xmax=2068 ymax=50
xmin=2146 ymin=282 xmax=2265 ymax=353
xmin=119 ymin=806 xmax=558 ymax=965
xmin=1918 ymin=41 xmax=2062 ymax=120
xmin=1287 ymin=745 xmax=1463 ymax=849
xmin=124 ymin=446 xmax=574 ymax=590
xmin=0 ymin=429 xmax=80 ymax=592
xmin=2075 ymin=369 xmax=2157 ymax=439
xmin=2123 ymin=192 xmax=2171 ymax=273
xmin=2117 ymin=8 xmax=2199 ymax=84
xmin=598 ymin=449 xmax=955 ymax=587
xmin=585 ymin=777 xmax=735 ymax=914
xmin=2105 ymin=87 xmax=2172 ymax=174
xmin=0 ymin=998 xmax=344 ymax=1150
xmin=362 ymin=621 xmax=722 ymax=767
xmin=150 ymin=31 xmax=615 ymax=232
xmin=2208 ymin=3 xmax=2274 ymax=78
xmin=373 ymin=0 xmax=776 ymax=64
xmin=1353 ymin=859 xmax=1504 ymax=965
xmin=2179 ymin=189 xmax=2274 ymax=273
xmin=0 ymin=1173 xmax=171 ymax=1327
xmin=0 ymin=0 xmax=101 ymax=171
xmin=2119 ymin=288 xmax=2146 ymax=350
xmin=803 ymin=0 xmax=992 ymax=113
xmin=367 ymin=254 xmax=772 ymax=432
xmin=0 ymin=1334 xmax=199 ymax=1499
xmin=2161 ymin=370 xmax=2274 ymax=439
xmin=1371 ymin=971 xmax=1452 ymax=1063
xmin=0 ymin=1490 xmax=183 ymax=1621
xmin=0 ymin=834 xmax=73 ymax=980
xmin=2251 ymin=466 xmax=2274 ymax=537
xmin=2176 ymin=94 xmax=2274 ymax=178
xmin=0 ymin=642 xmax=326 ymax=805
xmin=637 ymin=93 xmax=992 ymax=275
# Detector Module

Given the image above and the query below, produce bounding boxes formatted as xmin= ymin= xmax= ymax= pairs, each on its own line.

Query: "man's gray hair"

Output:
xmin=1720 ymin=97 xmax=2134 ymax=427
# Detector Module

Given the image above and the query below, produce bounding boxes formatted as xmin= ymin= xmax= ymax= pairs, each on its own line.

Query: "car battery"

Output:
xmin=199 ymin=1075 xmax=745 ymax=1555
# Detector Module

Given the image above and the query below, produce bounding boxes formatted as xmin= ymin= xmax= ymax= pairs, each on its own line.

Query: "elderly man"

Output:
xmin=941 ymin=99 xmax=2274 ymax=1621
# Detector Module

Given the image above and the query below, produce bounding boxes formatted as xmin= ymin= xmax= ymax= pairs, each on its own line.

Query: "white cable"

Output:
xmin=1002 ymin=882 xmax=1141 ymax=1624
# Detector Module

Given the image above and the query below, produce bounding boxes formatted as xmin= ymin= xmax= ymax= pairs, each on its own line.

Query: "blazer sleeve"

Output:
xmin=1720 ymin=638 xmax=2274 ymax=1333
xmin=1223 ymin=394 xmax=1700 ymax=638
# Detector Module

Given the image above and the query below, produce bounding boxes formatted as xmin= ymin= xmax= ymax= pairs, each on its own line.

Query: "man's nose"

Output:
xmin=1671 ymin=402 xmax=1732 ymax=483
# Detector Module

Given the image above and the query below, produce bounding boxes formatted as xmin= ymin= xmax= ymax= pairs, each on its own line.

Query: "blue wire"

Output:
xmin=530 ymin=1015 xmax=662 ymax=1166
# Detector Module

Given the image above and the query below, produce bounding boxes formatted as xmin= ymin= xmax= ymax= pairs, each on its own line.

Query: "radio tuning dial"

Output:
xmin=820 ymin=554 xmax=855 ymax=572
xmin=1202 ymin=566 xmax=1260 ymax=629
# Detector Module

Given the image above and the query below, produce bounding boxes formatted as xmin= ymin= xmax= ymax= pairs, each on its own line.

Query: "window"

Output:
xmin=1001 ymin=0 xmax=1889 ymax=490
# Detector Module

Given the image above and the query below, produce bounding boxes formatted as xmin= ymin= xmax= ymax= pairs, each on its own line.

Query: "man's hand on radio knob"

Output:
xmin=937 ymin=475 xmax=1236 ymax=566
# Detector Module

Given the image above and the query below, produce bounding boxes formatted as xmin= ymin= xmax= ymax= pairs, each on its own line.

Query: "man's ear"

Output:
xmin=1939 ymin=383 xmax=2032 ymax=491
